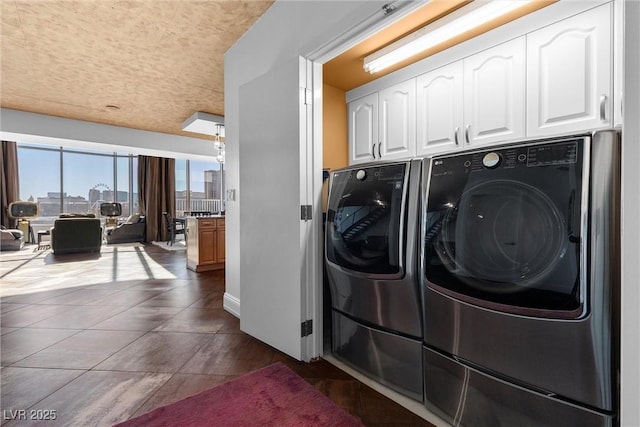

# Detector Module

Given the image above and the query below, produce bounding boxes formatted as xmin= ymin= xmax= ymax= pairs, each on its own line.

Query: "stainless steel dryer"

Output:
xmin=325 ymin=160 xmax=423 ymax=401
xmin=421 ymin=131 xmax=619 ymax=426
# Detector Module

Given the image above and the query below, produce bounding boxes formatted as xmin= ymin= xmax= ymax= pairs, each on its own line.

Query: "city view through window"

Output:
xmin=16 ymin=144 xmax=223 ymax=233
xmin=175 ymin=158 xmax=224 ymax=216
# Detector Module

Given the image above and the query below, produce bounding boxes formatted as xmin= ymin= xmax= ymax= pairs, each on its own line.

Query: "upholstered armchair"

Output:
xmin=106 ymin=214 xmax=146 ymax=244
xmin=0 ymin=226 xmax=24 ymax=251
xmin=50 ymin=215 xmax=102 ymax=255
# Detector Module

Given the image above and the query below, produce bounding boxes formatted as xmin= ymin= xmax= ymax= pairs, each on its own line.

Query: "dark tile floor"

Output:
xmin=1 ymin=243 xmax=434 ymax=426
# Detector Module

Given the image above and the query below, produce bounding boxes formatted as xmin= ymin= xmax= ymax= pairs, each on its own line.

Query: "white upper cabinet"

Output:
xmin=379 ymin=79 xmax=416 ymax=161
xmin=348 ymin=80 xmax=415 ymax=164
xmin=463 ymin=37 xmax=526 ymax=146
xmin=348 ymin=92 xmax=378 ymax=164
xmin=527 ymin=3 xmax=612 ymax=137
xmin=348 ymin=3 xmax=615 ymax=163
xmin=416 ymin=61 xmax=464 ymax=156
xmin=416 ymin=37 xmax=525 ymax=156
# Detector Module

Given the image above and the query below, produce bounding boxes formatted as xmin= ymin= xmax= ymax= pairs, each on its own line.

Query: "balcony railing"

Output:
xmin=176 ymin=198 xmax=223 ymax=216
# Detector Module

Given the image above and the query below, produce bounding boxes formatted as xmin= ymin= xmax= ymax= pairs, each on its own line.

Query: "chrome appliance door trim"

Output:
xmin=422 ymin=136 xmax=591 ymax=319
xmin=325 ymin=160 xmax=411 ymax=280
xmin=586 ymin=129 xmax=621 ymax=411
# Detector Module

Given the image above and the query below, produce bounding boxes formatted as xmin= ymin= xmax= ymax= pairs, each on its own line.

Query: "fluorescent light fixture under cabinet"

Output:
xmin=363 ymin=0 xmax=534 ymax=74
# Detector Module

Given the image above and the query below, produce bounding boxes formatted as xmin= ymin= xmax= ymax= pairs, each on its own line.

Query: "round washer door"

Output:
xmin=436 ymin=179 xmax=568 ymax=291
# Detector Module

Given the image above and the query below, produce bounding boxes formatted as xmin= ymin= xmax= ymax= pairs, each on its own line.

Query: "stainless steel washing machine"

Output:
xmin=421 ymin=130 xmax=619 ymax=426
xmin=325 ymin=159 xmax=423 ymax=401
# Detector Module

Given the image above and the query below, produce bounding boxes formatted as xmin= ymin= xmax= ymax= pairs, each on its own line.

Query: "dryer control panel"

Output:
xmin=527 ymin=141 xmax=578 ymax=167
xmin=432 ymin=139 xmax=581 ymax=176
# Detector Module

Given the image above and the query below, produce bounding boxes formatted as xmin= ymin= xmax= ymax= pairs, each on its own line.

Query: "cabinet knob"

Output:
xmin=372 ymin=143 xmax=376 ymax=159
xmin=454 ymin=127 xmax=460 ymax=145
xmin=465 ymin=125 xmax=471 ymax=144
xmin=378 ymin=142 xmax=382 ymax=158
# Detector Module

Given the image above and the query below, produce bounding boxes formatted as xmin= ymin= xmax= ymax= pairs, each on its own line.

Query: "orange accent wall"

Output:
xmin=322 ymin=84 xmax=348 ymax=171
xmin=322 ymin=83 xmax=348 ymax=211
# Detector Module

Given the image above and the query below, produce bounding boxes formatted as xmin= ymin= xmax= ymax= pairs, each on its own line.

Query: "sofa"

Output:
xmin=106 ymin=214 xmax=146 ymax=244
xmin=0 ymin=226 xmax=25 ymax=251
xmin=51 ymin=215 xmax=102 ymax=255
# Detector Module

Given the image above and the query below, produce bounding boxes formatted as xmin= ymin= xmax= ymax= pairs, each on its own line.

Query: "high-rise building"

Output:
xmin=204 ymin=170 xmax=222 ymax=200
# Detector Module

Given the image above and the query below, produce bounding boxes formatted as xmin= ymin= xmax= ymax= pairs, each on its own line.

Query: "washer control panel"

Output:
xmin=527 ymin=142 xmax=578 ymax=167
xmin=431 ymin=139 xmax=580 ymax=176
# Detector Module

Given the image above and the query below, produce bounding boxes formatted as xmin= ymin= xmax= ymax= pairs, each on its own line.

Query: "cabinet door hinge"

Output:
xmin=301 ymin=319 xmax=313 ymax=337
xmin=300 ymin=205 xmax=312 ymax=221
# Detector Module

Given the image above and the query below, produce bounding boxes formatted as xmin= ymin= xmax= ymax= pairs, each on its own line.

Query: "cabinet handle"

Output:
xmin=372 ymin=143 xmax=376 ymax=159
xmin=378 ymin=142 xmax=382 ymax=159
xmin=454 ymin=127 xmax=460 ymax=146
xmin=465 ymin=125 xmax=471 ymax=144
xmin=600 ymin=94 xmax=607 ymax=121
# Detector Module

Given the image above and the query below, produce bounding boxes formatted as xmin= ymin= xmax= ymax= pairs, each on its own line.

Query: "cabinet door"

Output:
xmin=216 ymin=220 xmax=225 ymax=263
xmin=199 ymin=228 xmax=216 ymax=265
xmin=348 ymin=92 xmax=378 ymax=164
xmin=464 ymin=37 xmax=525 ymax=146
xmin=379 ymin=79 xmax=416 ymax=161
xmin=527 ymin=4 xmax=612 ymax=137
xmin=416 ymin=62 xmax=463 ymax=156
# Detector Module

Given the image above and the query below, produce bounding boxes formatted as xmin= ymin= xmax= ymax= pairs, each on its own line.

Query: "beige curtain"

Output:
xmin=138 ymin=155 xmax=175 ymax=243
xmin=1 ymin=141 xmax=20 ymax=228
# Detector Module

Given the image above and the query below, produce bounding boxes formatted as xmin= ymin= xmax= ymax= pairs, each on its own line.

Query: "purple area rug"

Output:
xmin=114 ymin=362 xmax=364 ymax=427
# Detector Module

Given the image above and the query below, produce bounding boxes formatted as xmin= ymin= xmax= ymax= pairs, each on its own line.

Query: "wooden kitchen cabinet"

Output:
xmin=215 ymin=218 xmax=225 ymax=263
xmin=186 ymin=216 xmax=225 ymax=272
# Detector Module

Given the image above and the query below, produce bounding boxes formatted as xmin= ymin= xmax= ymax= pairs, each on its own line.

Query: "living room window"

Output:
xmin=175 ymin=159 xmax=224 ymax=216
xmin=16 ymin=144 xmax=137 ymax=234
xmin=16 ymin=144 xmax=222 ymax=233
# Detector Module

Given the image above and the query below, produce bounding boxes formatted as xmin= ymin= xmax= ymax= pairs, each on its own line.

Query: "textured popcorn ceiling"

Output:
xmin=1 ymin=0 xmax=551 ymax=141
xmin=0 ymin=0 xmax=274 ymax=139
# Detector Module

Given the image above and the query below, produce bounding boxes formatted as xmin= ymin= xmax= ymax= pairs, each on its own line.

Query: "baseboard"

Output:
xmin=223 ymin=292 xmax=240 ymax=318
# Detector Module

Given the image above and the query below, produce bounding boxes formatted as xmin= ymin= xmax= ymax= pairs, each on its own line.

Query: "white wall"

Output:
xmin=222 ymin=0 xmax=390 ymax=316
xmin=0 ymin=108 xmax=217 ymax=161
xmin=620 ymin=1 xmax=640 ymax=425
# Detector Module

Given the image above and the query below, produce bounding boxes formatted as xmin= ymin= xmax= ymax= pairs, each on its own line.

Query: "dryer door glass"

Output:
xmin=326 ymin=163 xmax=407 ymax=275
xmin=437 ymin=180 xmax=567 ymax=285
xmin=424 ymin=138 xmax=586 ymax=318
